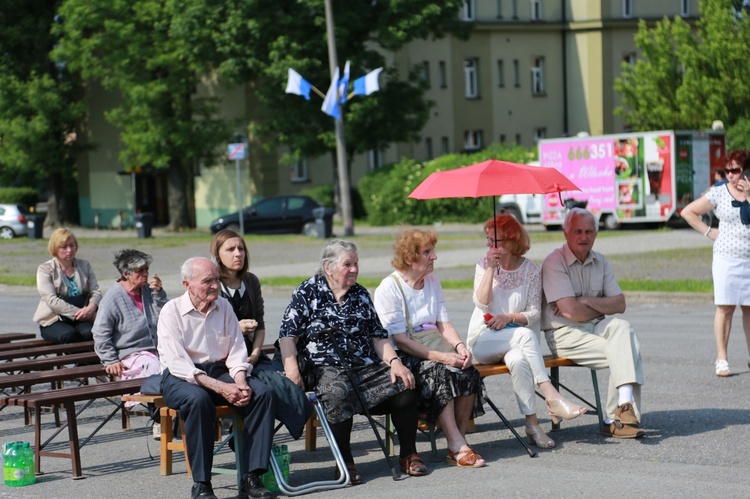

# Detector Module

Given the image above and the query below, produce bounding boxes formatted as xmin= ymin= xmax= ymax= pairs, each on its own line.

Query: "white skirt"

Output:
xmin=713 ymin=254 xmax=750 ymax=305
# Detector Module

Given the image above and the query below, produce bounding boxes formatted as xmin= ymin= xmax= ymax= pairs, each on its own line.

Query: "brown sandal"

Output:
xmin=334 ymin=462 xmax=362 ymax=485
xmin=446 ymin=448 xmax=486 ymax=468
xmin=399 ymin=453 xmax=428 ymax=476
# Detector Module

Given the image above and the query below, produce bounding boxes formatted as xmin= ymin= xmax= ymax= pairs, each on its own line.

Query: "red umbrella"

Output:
xmin=408 ymin=159 xmax=579 ymax=199
xmin=407 ymin=159 xmax=580 ymax=244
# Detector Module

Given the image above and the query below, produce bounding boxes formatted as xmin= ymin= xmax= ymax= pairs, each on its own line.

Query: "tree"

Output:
xmin=216 ymin=0 xmax=469 ymax=169
xmin=0 ymin=0 xmax=87 ymax=226
xmin=53 ymin=0 xmax=232 ymax=230
xmin=615 ymin=0 xmax=750 ymax=140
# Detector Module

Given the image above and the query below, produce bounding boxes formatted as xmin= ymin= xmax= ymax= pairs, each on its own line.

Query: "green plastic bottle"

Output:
xmin=281 ymin=445 xmax=290 ymax=481
xmin=8 ymin=442 xmax=24 ymax=487
xmin=3 ymin=442 xmax=14 ymax=486
xmin=21 ymin=443 xmax=35 ymax=486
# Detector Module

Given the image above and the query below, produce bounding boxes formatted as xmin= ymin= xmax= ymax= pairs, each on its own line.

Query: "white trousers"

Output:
xmin=545 ymin=317 xmax=643 ymax=421
xmin=471 ymin=326 xmax=550 ymax=416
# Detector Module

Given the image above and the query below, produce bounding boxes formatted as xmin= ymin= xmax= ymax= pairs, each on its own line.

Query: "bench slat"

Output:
xmin=1 ymin=378 xmax=144 ymax=408
xmin=0 ymin=341 xmax=95 ymax=361
xmin=0 ymin=333 xmax=37 ymax=343
xmin=0 ymin=365 xmax=107 ymax=391
xmin=0 ymin=339 xmax=54 ymax=352
xmin=0 ymin=351 xmax=100 ymax=374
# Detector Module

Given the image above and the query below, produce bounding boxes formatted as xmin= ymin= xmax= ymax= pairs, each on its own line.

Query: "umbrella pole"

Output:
xmin=493 ymin=196 xmax=497 ymax=248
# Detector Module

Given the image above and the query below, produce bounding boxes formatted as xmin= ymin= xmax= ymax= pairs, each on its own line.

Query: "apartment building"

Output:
xmin=78 ymin=0 xmax=699 ymax=229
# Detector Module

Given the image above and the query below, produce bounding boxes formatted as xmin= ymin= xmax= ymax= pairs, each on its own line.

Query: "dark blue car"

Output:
xmin=209 ymin=195 xmax=322 ymax=235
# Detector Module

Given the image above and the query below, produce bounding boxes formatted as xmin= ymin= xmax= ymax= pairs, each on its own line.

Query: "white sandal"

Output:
xmin=715 ymin=359 xmax=731 ymax=377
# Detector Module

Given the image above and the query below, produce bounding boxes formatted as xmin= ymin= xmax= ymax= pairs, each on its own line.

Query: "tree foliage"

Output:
xmin=0 ymin=0 xmax=86 ymax=226
xmin=616 ymin=0 xmax=750 ymax=144
xmin=359 ymin=143 xmax=536 ymax=226
xmin=53 ymin=0 xmax=233 ymax=230
xmin=216 ymin=0 xmax=469 ymax=163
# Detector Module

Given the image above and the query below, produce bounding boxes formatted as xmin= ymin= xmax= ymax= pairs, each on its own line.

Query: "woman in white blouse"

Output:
xmin=467 ymin=214 xmax=585 ymax=449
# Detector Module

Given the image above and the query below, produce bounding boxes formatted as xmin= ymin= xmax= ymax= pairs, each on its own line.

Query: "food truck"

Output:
xmin=539 ymin=130 xmax=726 ymax=229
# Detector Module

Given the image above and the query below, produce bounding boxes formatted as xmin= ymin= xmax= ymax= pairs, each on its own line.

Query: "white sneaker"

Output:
xmin=152 ymin=423 xmax=161 ymax=440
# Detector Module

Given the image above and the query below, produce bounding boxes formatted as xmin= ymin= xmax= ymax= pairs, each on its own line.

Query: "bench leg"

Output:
xmin=483 ymin=395 xmax=537 ymax=458
xmin=550 ymin=366 xmax=561 ymax=431
xmin=304 ymin=413 xmax=318 ymax=451
xmin=64 ymin=402 xmax=84 ymax=479
xmin=385 ymin=414 xmax=395 ymax=457
xmin=160 ymin=409 xmax=173 ymax=476
xmin=590 ymin=370 xmax=604 ymax=430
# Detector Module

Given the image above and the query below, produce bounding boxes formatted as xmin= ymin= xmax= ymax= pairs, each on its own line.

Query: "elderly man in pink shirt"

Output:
xmin=158 ymin=257 xmax=275 ymax=499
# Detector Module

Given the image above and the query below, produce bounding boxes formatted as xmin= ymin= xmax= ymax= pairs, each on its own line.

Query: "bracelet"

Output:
xmin=454 ymin=342 xmax=465 ymax=352
xmin=388 ymin=356 xmax=399 ymax=366
xmin=704 ymin=226 xmax=712 ymax=237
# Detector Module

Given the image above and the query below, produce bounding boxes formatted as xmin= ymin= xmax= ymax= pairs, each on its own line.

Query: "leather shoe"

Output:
xmin=601 ymin=420 xmax=645 ymax=439
xmin=239 ymin=473 xmax=274 ymax=499
xmin=614 ymin=402 xmax=639 ymax=426
xmin=191 ymin=482 xmax=216 ymax=499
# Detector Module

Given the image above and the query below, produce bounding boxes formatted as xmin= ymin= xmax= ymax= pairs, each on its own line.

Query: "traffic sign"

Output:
xmin=228 ymin=142 xmax=246 ymax=160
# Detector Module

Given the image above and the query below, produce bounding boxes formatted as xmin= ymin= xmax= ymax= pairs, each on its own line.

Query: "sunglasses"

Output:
xmin=725 ymin=167 xmax=742 ymax=175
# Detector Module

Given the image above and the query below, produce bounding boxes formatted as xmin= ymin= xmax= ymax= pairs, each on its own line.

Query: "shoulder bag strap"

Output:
xmin=389 ymin=272 xmax=413 ymax=338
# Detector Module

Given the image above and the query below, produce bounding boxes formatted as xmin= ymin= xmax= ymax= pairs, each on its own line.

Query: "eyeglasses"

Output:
xmin=486 ymin=237 xmax=504 ymax=245
xmin=725 ymin=167 xmax=742 ymax=175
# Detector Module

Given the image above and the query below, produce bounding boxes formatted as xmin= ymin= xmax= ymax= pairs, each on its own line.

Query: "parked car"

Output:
xmin=210 ymin=195 xmax=322 ymax=235
xmin=0 ymin=204 xmax=30 ymax=239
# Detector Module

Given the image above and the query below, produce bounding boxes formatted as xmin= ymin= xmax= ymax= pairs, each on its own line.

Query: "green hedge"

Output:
xmin=0 ymin=187 xmax=38 ymax=206
xmin=359 ymin=143 xmax=536 ymax=226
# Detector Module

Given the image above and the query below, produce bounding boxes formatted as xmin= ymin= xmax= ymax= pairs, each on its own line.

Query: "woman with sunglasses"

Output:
xmin=682 ymin=149 xmax=750 ymax=377
xmin=466 ymin=214 xmax=586 ymax=448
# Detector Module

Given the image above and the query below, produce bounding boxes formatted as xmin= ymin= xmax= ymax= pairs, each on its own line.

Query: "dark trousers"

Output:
xmin=161 ymin=364 xmax=276 ymax=483
xmin=40 ymin=320 xmax=93 ymax=344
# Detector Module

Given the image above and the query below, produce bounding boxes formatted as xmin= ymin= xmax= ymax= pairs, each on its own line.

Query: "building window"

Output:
xmin=425 ymin=138 xmax=433 ymax=160
xmin=623 ymin=52 xmax=637 ymax=66
xmin=291 ymin=158 xmax=308 ymax=182
xmin=497 ymin=60 xmax=505 ymax=87
xmin=464 ymin=130 xmax=483 ymax=150
xmin=511 ymin=0 xmax=518 ymax=19
xmin=496 ymin=0 xmax=503 ymax=18
xmin=622 ymin=0 xmax=632 ymax=18
xmin=531 ymin=57 xmax=544 ymax=95
xmin=533 ymin=128 xmax=546 ymax=143
xmin=531 ymin=0 xmax=542 ymax=20
xmin=680 ymin=0 xmax=689 ymax=17
xmin=420 ymin=61 xmax=430 ymax=88
xmin=515 ymin=133 xmax=521 ymax=144
xmin=439 ymin=61 xmax=447 ymax=88
xmin=499 ymin=134 xmax=506 ymax=143
xmin=464 ymin=59 xmax=479 ymax=98
xmin=369 ymin=148 xmax=383 ymax=171
xmin=441 ymin=136 xmax=449 ymax=155
xmin=513 ymin=59 xmax=520 ymax=87
xmin=462 ymin=0 xmax=475 ymax=21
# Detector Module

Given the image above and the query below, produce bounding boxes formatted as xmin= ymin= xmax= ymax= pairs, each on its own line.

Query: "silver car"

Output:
xmin=0 ymin=204 xmax=30 ymax=239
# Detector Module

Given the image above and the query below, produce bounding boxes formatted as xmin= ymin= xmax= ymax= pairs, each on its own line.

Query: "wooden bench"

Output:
xmin=474 ymin=355 xmax=604 ymax=457
xmin=0 ymin=364 xmax=107 ymax=424
xmin=0 ymin=332 xmax=36 ymax=343
xmin=0 ymin=341 xmax=95 ymax=362
xmin=0 ymin=351 xmax=100 ymax=375
xmin=0 ymin=378 xmax=144 ymax=478
xmin=122 ymin=393 xmax=243 ymax=487
xmin=0 ymin=339 xmax=53 ymax=352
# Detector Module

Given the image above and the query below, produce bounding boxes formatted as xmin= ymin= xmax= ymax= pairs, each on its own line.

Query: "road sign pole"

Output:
xmin=235 ymin=158 xmax=244 ymax=236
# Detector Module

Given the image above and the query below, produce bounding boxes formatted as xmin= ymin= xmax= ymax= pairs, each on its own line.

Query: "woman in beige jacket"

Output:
xmin=33 ymin=228 xmax=102 ymax=344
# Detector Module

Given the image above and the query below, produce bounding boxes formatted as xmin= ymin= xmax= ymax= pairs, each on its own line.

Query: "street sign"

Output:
xmin=228 ymin=142 xmax=246 ymax=160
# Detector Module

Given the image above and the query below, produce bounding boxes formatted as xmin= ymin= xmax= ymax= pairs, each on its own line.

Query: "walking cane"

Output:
xmin=322 ymin=328 xmax=405 ymax=481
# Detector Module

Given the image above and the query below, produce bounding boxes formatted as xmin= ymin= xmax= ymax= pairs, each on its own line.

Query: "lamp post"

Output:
xmin=324 ymin=0 xmax=354 ymax=236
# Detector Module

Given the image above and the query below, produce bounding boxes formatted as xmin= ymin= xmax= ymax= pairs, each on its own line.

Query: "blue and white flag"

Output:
xmin=321 ymin=67 xmax=341 ymax=119
xmin=338 ymin=61 xmax=350 ymax=104
xmin=352 ymin=67 xmax=383 ymax=96
xmin=285 ymin=68 xmax=312 ymax=100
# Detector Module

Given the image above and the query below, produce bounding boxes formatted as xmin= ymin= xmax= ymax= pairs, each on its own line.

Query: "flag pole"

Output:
xmin=311 ymin=86 xmax=326 ymax=100
xmin=325 ymin=0 xmax=354 ymax=236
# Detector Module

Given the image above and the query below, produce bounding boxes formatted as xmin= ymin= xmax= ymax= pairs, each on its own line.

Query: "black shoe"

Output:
xmin=191 ymin=481 xmax=216 ymax=499
xmin=239 ymin=473 xmax=274 ymax=498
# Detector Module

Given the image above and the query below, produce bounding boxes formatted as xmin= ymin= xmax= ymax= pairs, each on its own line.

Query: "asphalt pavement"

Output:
xmin=0 ymin=226 xmax=747 ymax=498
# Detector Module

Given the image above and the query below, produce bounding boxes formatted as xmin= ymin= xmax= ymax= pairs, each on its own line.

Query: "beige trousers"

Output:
xmin=545 ymin=317 xmax=644 ymax=422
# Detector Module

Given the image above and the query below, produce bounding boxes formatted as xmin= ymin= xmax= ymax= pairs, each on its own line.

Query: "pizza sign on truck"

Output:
xmin=539 ymin=130 xmax=725 ymax=230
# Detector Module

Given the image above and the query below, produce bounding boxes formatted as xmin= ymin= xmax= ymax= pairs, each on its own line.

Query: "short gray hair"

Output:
xmin=563 ymin=208 xmax=597 ymax=232
xmin=315 ymin=239 xmax=358 ymax=277
xmin=113 ymin=249 xmax=153 ymax=277
xmin=181 ymin=256 xmax=215 ymax=281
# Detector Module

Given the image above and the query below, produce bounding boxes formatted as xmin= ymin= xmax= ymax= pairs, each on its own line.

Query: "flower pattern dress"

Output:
xmin=279 ymin=275 xmax=406 ymax=424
